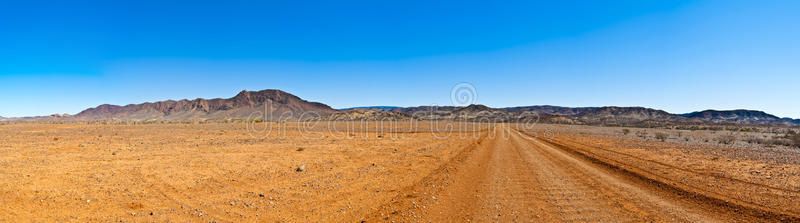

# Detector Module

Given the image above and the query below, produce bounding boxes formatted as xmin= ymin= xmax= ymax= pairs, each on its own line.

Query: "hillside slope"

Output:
xmin=74 ymin=90 xmax=336 ymax=120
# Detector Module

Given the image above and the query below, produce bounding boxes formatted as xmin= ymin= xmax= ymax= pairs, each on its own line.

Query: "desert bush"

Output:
xmin=622 ymin=129 xmax=630 ymax=135
xmin=636 ymin=131 xmax=648 ymax=139
xmin=654 ymin=132 xmax=668 ymax=142
xmin=790 ymin=133 xmax=800 ymax=148
xmin=746 ymin=137 xmax=789 ymax=147
xmin=717 ymin=134 xmax=737 ymax=145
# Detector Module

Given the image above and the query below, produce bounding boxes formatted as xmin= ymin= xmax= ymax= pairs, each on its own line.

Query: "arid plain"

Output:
xmin=1 ymin=121 xmax=798 ymax=222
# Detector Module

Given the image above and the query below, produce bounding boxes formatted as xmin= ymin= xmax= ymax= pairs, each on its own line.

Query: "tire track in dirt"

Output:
xmin=551 ymin=136 xmax=800 ymax=194
xmin=139 ymin=160 xmax=237 ymax=222
xmin=511 ymin=129 xmax=723 ymax=222
xmin=534 ymin=133 xmax=800 ymax=221
xmin=365 ymin=125 xmax=797 ymax=222
xmin=363 ymin=133 xmax=492 ymax=222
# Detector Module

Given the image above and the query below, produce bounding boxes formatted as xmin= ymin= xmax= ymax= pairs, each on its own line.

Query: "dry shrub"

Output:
xmin=717 ymin=134 xmax=737 ymax=145
xmin=636 ymin=131 xmax=648 ymax=139
xmin=622 ymin=129 xmax=630 ymax=135
xmin=791 ymin=133 xmax=800 ymax=148
xmin=655 ymin=132 xmax=668 ymax=142
xmin=746 ymin=137 xmax=790 ymax=147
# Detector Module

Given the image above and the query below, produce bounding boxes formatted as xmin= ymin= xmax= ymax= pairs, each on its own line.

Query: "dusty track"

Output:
xmin=367 ymin=125 xmax=794 ymax=222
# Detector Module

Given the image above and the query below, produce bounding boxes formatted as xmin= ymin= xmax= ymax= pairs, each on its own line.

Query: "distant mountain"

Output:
xmin=574 ymin=106 xmax=688 ymax=124
xmin=782 ymin=118 xmax=800 ymax=126
xmin=680 ymin=109 xmax=796 ymax=126
xmin=322 ymin=110 xmax=412 ymax=121
xmin=502 ymin=105 xmax=597 ymax=117
xmin=74 ymin=89 xmax=336 ymax=120
xmin=388 ymin=106 xmax=457 ymax=114
xmin=498 ymin=106 xmax=800 ymax=126
xmin=340 ymin=106 xmax=402 ymax=111
xmin=386 ymin=104 xmax=498 ymax=121
xmin=12 ymin=89 xmax=799 ymax=126
xmin=378 ymin=105 xmax=797 ymax=126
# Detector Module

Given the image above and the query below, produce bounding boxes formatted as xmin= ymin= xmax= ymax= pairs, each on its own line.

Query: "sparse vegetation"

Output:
xmin=716 ymin=134 xmax=737 ymax=145
xmin=789 ymin=131 xmax=800 ymax=148
xmin=654 ymin=132 xmax=668 ymax=142
xmin=622 ymin=129 xmax=630 ymax=135
xmin=636 ymin=131 xmax=648 ymax=139
xmin=746 ymin=137 xmax=790 ymax=148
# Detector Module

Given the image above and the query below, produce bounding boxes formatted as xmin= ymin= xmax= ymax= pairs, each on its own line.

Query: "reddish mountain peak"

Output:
xmin=73 ymin=89 xmax=335 ymax=120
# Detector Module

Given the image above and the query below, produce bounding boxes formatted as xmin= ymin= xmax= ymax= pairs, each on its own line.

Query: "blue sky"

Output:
xmin=1 ymin=0 xmax=798 ymax=118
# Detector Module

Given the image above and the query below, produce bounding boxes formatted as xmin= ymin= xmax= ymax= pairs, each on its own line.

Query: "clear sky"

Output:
xmin=1 ymin=0 xmax=798 ymax=118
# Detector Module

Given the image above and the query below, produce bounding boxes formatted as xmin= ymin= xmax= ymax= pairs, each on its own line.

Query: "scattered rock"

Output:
xmin=259 ymin=193 xmax=265 ymax=197
xmin=296 ymin=164 xmax=306 ymax=172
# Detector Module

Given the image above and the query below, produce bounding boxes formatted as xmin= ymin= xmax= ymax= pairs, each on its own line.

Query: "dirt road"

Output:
xmin=3 ymin=123 xmax=795 ymax=221
xmin=367 ymin=125 xmax=791 ymax=222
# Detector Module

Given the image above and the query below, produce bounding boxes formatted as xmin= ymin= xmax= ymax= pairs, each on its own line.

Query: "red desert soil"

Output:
xmin=0 ymin=122 xmax=798 ymax=222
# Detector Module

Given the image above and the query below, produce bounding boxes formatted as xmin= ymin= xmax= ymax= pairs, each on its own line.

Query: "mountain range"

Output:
xmin=2 ymin=89 xmax=798 ymax=126
xmin=72 ymin=89 xmax=335 ymax=121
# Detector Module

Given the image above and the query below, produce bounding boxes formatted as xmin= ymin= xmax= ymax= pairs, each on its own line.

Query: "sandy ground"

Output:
xmin=0 ymin=122 xmax=798 ymax=222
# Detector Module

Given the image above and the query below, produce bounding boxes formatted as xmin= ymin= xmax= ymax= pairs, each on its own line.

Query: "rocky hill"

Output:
xmin=679 ymin=110 xmax=797 ymax=126
xmin=332 ymin=104 xmax=798 ymax=126
xmin=322 ymin=110 xmax=412 ymax=121
xmin=502 ymin=105 xmax=597 ymax=117
xmin=572 ymin=106 xmax=688 ymax=125
xmin=14 ymin=88 xmax=798 ymax=126
xmin=341 ymin=106 xmax=402 ymax=111
xmin=73 ymin=89 xmax=336 ymax=121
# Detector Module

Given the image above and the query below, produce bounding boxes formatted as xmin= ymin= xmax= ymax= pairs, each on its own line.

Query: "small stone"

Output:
xmin=296 ymin=164 xmax=306 ymax=172
xmin=149 ymin=212 xmax=153 ymax=216
xmin=259 ymin=193 xmax=265 ymax=197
